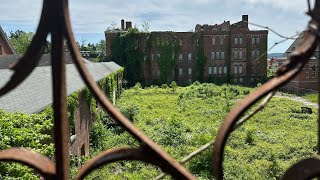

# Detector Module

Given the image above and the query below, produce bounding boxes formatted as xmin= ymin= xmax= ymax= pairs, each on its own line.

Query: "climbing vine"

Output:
xmin=151 ymin=33 xmax=181 ymax=84
xmin=194 ymin=32 xmax=207 ymax=82
xmin=111 ymin=29 xmax=144 ymax=87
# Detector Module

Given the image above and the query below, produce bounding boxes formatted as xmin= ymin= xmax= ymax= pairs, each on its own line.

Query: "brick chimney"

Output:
xmin=126 ymin=21 xmax=132 ymax=30
xmin=242 ymin=15 xmax=248 ymax=27
xmin=121 ymin=19 xmax=125 ymax=31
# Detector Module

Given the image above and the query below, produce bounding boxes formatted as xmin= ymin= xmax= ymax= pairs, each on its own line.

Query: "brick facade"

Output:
xmin=105 ymin=15 xmax=268 ymax=85
xmin=277 ymin=57 xmax=319 ymax=93
xmin=277 ymin=33 xmax=319 ymax=93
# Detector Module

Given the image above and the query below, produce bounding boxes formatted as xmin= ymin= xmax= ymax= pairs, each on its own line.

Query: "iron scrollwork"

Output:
xmin=0 ymin=0 xmax=319 ymax=179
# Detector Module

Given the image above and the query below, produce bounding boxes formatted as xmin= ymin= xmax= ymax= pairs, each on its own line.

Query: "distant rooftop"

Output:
xmin=0 ymin=62 xmax=122 ymax=113
xmin=0 ymin=53 xmax=92 ymax=69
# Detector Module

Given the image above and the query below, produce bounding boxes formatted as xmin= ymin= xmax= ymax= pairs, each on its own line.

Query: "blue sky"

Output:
xmin=0 ymin=0 xmax=314 ymax=53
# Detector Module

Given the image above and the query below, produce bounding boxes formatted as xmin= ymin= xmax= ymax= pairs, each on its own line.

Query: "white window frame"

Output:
xmin=212 ymin=36 xmax=216 ymax=45
xmin=256 ymin=51 xmax=260 ymax=59
xmin=179 ymin=68 xmax=183 ymax=76
xmin=256 ymin=37 xmax=260 ymax=44
xmin=221 ymin=51 xmax=225 ymax=60
xmin=234 ymin=37 xmax=238 ymax=45
xmin=188 ymin=53 xmax=192 ymax=61
xmin=216 ymin=52 xmax=220 ymax=60
xmin=218 ymin=66 xmax=222 ymax=74
xmin=234 ymin=50 xmax=238 ymax=60
xmin=252 ymin=37 xmax=255 ymax=45
xmin=234 ymin=66 xmax=238 ymax=74
xmin=224 ymin=66 xmax=227 ymax=74
xmin=179 ymin=53 xmax=183 ymax=61
xmin=188 ymin=68 xmax=192 ymax=75
xmin=211 ymin=51 xmax=215 ymax=60
xmin=220 ymin=36 xmax=224 ymax=45
xmin=239 ymin=50 xmax=243 ymax=60
xmin=208 ymin=67 xmax=213 ymax=75
xmin=213 ymin=67 xmax=217 ymax=74
xmin=239 ymin=66 xmax=243 ymax=74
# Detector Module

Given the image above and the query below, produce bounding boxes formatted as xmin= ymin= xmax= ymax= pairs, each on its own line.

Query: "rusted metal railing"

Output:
xmin=0 ymin=0 xmax=319 ymax=179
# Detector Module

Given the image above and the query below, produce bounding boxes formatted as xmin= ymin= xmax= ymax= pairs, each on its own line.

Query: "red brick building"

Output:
xmin=105 ymin=15 xmax=268 ymax=85
xmin=0 ymin=26 xmax=15 ymax=55
xmin=278 ymin=33 xmax=319 ymax=93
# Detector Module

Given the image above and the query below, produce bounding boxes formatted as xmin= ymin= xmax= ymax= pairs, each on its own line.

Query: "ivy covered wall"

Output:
xmin=0 ymin=69 xmax=124 ymax=179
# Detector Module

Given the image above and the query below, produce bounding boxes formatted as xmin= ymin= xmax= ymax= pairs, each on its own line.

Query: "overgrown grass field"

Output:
xmin=87 ymin=83 xmax=318 ymax=179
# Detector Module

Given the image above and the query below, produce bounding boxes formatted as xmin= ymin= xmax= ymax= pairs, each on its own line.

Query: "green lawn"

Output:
xmin=302 ymin=93 xmax=318 ymax=103
xmin=87 ymin=83 xmax=318 ymax=179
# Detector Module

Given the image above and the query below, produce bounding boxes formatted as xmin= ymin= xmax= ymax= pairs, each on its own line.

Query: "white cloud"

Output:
xmin=0 ymin=0 xmax=314 ymax=52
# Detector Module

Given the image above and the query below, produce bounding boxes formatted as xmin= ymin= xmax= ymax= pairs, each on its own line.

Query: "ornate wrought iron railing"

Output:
xmin=0 ymin=0 xmax=319 ymax=179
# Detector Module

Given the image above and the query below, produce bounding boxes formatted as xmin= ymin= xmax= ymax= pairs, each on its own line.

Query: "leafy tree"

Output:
xmin=141 ymin=22 xmax=150 ymax=32
xmin=9 ymin=30 xmax=51 ymax=54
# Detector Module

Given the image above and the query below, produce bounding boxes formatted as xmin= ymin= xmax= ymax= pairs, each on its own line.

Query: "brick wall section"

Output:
xmin=70 ymin=92 xmax=91 ymax=166
xmin=278 ymin=58 xmax=319 ymax=93
xmin=105 ymin=15 xmax=268 ymax=85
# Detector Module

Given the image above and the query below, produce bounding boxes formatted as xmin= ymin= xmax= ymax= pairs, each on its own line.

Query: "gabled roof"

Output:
xmin=0 ymin=62 xmax=122 ymax=113
xmin=0 ymin=26 xmax=15 ymax=54
xmin=282 ymin=32 xmax=319 ymax=58
xmin=0 ymin=53 xmax=92 ymax=69
xmin=282 ymin=33 xmax=304 ymax=57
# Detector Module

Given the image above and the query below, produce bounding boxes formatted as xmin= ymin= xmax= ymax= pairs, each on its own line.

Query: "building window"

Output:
xmin=218 ymin=67 xmax=222 ymax=74
xmin=151 ymin=54 xmax=155 ymax=61
xmin=256 ymin=37 xmax=260 ymax=44
xmin=252 ymin=37 xmax=255 ymax=45
xmin=213 ymin=67 xmax=217 ymax=74
xmin=224 ymin=66 xmax=227 ymax=74
xmin=239 ymin=66 xmax=243 ymax=74
xmin=211 ymin=52 xmax=215 ymax=60
xmin=143 ymin=56 xmax=147 ymax=61
xmin=256 ymin=51 xmax=260 ymax=59
xmin=188 ymin=79 xmax=192 ymax=84
xmin=188 ymin=53 xmax=192 ymax=61
xmin=234 ymin=37 xmax=238 ymax=45
xmin=221 ymin=51 xmax=225 ymax=59
xmin=188 ymin=68 xmax=192 ymax=75
xmin=234 ymin=50 xmax=238 ymax=60
xmin=252 ymin=51 xmax=255 ymax=59
xmin=216 ymin=52 xmax=220 ymax=60
xmin=311 ymin=65 xmax=316 ymax=78
xmin=179 ymin=68 xmax=183 ymax=76
xmin=179 ymin=39 xmax=183 ymax=46
xmin=239 ymin=49 xmax=243 ymax=60
xmin=212 ymin=36 xmax=216 ymax=45
xmin=220 ymin=37 xmax=224 ymax=45
xmin=157 ymin=70 xmax=160 ymax=77
xmin=234 ymin=66 xmax=238 ymax=74
xmin=208 ymin=67 xmax=213 ymax=75
xmin=239 ymin=78 xmax=244 ymax=83
xmin=239 ymin=37 xmax=243 ymax=45
xmin=157 ymin=54 xmax=161 ymax=59
xmin=179 ymin=53 xmax=183 ymax=61
xmin=305 ymin=67 xmax=309 ymax=78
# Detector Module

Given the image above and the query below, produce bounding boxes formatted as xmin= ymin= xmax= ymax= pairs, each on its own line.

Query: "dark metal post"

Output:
xmin=51 ymin=0 xmax=69 ymax=179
